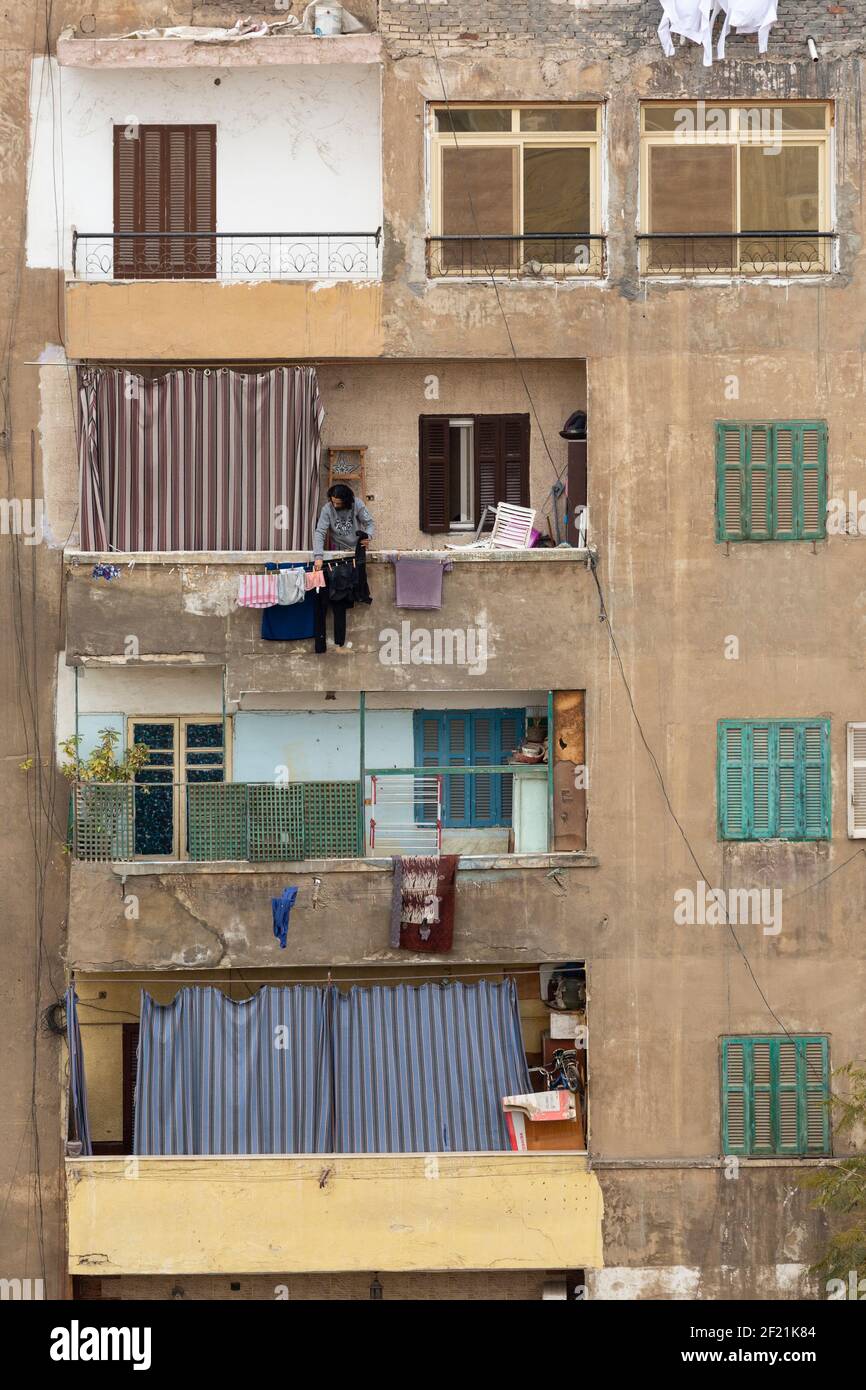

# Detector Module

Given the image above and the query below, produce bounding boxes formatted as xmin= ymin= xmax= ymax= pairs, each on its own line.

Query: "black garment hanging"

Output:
xmin=314 ymin=537 xmax=372 ymax=654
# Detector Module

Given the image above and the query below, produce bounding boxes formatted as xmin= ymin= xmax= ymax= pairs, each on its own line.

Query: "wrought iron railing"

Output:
xmin=637 ymin=232 xmax=836 ymax=278
xmin=426 ymin=234 xmax=606 ymax=280
xmin=71 ymin=780 xmax=362 ymax=862
xmin=71 ymin=230 xmax=383 ymax=282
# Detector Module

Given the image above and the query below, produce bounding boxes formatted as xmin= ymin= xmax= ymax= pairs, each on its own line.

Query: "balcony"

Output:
xmin=637 ymin=232 xmax=836 ymax=280
xmin=427 ymin=234 xmax=606 ymax=281
xmin=72 ymin=230 xmax=383 ymax=282
xmin=64 ymin=549 xmax=596 ymax=695
xmin=66 ymin=1153 xmax=603 ymax=1275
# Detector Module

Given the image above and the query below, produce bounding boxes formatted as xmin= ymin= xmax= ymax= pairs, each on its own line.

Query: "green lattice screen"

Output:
xmin=248 ymin=784 xmax=306 ymax=862
xmin=73 ymin=784 xmax=135 ymax=861
xmin=186 ymin=783 xmax=248 ymax=861
xmin=304 ymin=781 xmax=360 ymax=858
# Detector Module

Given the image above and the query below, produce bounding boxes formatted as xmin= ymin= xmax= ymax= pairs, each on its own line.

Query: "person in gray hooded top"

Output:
xmin=312 ymin=483 xmax=376 ymax=569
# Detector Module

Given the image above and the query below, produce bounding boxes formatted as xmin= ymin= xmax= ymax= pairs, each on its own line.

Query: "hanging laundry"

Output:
xmin=277 ymin=568 xmax=306 ymax=606
xmin=395 ymin=557 xmax=448 ymax=611
xmin=238 ymin=573 xmax=278 ymax=608
xmin=392 ymin=855 xmax=460 ymax=953
xmin=91 ymin=563 xmax=121 ymax=580
xmin=262 ymin=563 xmax=316 ymax=641
xmin=657 ymin=0 xmax=716 ymax=66
xmin=714 ymin=0 xmax=777 ymax=59
xmin=305 ymin=570 xmax=327 ymax=591
xmin=272 ymin=886 xmax=299 ymax=950
xmin=314 ymin=538 xmax=372 ymax=654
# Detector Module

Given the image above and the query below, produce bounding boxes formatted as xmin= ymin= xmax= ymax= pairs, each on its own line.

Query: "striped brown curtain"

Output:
xmin=78 ymin=366 xmax=325 ymax=552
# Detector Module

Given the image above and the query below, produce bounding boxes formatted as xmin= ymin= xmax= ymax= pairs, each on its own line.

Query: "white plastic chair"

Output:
xmin=445 ymin=503 xmax=537 ymax=552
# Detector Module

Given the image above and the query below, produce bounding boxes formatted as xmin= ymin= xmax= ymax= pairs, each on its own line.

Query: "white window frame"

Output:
xmin=448 ymin=417 xmax=475 ymax=530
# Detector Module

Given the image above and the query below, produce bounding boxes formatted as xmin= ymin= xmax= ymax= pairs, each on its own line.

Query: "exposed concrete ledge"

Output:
xmin=592 ymin=1157 xmax=839 ymax=1169
xmin=65 ymin=546 xmax=591 ymax=566
xmin=57 ymin=35 xmax=384 ymax=68
xmin=108 ymin=852 xmax=598 ymax=876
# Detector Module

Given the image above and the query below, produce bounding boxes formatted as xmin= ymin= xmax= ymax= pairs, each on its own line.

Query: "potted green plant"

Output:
xmin=60 ymin=728 xmax=150 ymax=860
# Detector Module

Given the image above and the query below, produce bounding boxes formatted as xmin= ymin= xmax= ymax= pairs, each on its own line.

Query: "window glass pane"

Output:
xmin=435 ymin=108 xmax=511 ymax=133
xmin=524 ymin=147 xmax=590 ymax=233
xmin=441 ymin=146 xmax=518 ymax=235
xmin=740 ymin=145 xmax=820 ymax=231
xmin=778 ymin=104 xmax=828 ymax=130
xmin=448 ymin=423 xmax=474 ymax=526
xmin=649 ymin=146 xmax=736 ymax=232
xmin=519 ymin=107 xmax=597 ymax=132
xmin=643 ymin=104 xmax=732 ymax=133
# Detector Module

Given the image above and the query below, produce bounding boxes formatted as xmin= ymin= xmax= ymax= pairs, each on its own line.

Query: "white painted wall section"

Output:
xmin=27 ymin=57 xmax=382 ymax=270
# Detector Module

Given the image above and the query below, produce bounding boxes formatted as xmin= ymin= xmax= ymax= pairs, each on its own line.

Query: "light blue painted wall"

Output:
xmin=74 ymin=713 xmax=125 ymax=762
xmin=232 ymin=711 xmax=414 ymax=783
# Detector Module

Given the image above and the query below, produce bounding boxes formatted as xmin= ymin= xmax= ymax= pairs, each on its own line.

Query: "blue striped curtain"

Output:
xmin=65 ymin=986 xmax=92 ymax=1156
xmin=330 ymin=981 xmax=530 ymax=1153
xmin=134 ymin=981 xmax=529 ymax=1156
xmin=134 ymin=987 xmax=333 ymax=1156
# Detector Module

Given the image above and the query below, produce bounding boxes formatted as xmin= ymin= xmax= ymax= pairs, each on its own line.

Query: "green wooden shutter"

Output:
xmin=716 ymin=424 xmax=746 ymax=541
xmin=722 ymin=1037 xmax=830 ymax=1156
xmin=801 ymin=1037 xmax=830 ymax=1154
xmin=777 ymin=722 xmax=798 ymax=838
xmin=799 ymin=423 xmax=827 ymax=540
xmin=773 ymin=426 xmax=797 ymax=539
xmin=746 ymin=424 xmax=772 ymax=539
xmin=722 ymin=1038 xmax=748 ymax=1154
xmin=750 ymin=723 xmax=772 ymax=837
xmin=718 ymin=722 xmax=747 ymax=839
xmin=802 ymin=721 xmax=830 ymax=838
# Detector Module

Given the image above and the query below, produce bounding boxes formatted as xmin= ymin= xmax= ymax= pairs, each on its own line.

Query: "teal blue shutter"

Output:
xmin=773 ymin=426 xmax=797 ymax=540
xmin=414 ymin=714 xmax=443 ymax=823
xmin=719 ymin=719 xmax=829 ymax=841
xmin=716 ymin=424 xmax=746 ymax=540
xmin=499 ymin=711 xmax=523 ymax=823
xmin=446 ymin=714 xmax=471 ymax=827
xmin=750 ymin=1040 xmax=775 ymax=1153
xmin=472 ymin=713 xmax=495 ymax=826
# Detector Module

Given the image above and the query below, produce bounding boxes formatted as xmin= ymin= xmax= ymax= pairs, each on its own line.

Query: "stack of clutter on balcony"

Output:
xmin=389 ymin=853 xmax=459 ymax=954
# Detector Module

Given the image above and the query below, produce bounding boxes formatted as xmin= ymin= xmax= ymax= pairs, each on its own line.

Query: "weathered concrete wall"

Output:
xmin=63 ymin=550 xmax=597 ymax=694
xmin=67 ymin=859 xmax=599 ymax=970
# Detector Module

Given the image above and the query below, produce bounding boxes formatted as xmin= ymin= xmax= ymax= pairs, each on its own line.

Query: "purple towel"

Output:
xmin=395 ymin=557 xmax=447 ymax=610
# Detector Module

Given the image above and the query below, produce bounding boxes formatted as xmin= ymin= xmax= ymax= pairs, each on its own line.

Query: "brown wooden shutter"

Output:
xmin=419 ymin=416 xmax=450 ymax=532
xmin=475 ymin=416 xmax=501 ymax=521
xmin=475 ymin=414 xmax=530 ymax=522
xmin=501 ymin=413 xmax=530 ymax=506
xmin=113 ymin=125 xmax=216 ymax=280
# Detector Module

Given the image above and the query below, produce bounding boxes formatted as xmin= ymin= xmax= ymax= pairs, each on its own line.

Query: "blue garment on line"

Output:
xmin=272 ymin=886 xmax=299 ymax=949
xmin=261 ymin=563 xmax=316 ymax=641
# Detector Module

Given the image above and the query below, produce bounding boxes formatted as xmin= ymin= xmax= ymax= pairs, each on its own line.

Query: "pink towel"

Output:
xmin=305 ymin=570 xmax=326 ymax=591
xmin=237 ymin=573 xmax=278 ymax=608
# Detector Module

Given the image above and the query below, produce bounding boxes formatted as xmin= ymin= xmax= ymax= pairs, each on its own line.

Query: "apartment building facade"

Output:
xmin=3 ymin=0 xmax=866 ymax=1301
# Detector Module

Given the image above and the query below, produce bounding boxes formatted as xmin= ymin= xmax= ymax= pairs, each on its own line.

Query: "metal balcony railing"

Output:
xmin=71 ymin=780 xmax=362 ymax=862
xmin=426 ymin=234 xmax=606 ymax=280
xmin=71 ymin=229 xmax=383 ymax=282
xmin=637 ymin=231 xmax=836 ymax=278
